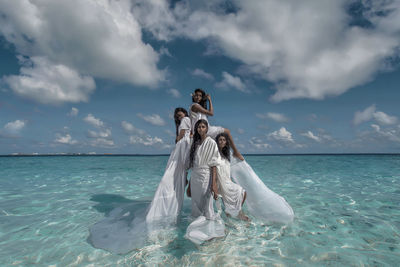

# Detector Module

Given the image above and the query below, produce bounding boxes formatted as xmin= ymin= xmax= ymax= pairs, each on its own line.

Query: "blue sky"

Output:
xmin=1 ymin=0 xmax=400 ymax=154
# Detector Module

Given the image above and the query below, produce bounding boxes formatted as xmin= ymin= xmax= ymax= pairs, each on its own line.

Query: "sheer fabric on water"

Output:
xmin=230 ymin=159 xmax=294 ymax=223
xmin=89 ymin=117 xmax=192 ymax=254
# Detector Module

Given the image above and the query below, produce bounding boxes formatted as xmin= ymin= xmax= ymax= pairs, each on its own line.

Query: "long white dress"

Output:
xmin=184 ymin=136 xmax=225 ymax=244
xmin=89 ymin=117 xmax=192 ymax=254
xmin=216 ymin=157 xmax=245 ymax=217
xmin=189 ymin=103 xmax=224 ymax=139
xmin=230 ymin=158 xmax=294 ymax=223
xmin=146 ymin=117 xmax=191 ymax=223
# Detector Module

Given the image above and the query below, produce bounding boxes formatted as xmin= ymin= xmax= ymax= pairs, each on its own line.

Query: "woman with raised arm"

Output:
xmin=190 ymin=88 xmax=244 ymax=161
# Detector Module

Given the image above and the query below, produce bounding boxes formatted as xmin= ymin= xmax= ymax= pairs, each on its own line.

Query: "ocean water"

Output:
xmin=0 ymin=155 xmax=399 ymax=266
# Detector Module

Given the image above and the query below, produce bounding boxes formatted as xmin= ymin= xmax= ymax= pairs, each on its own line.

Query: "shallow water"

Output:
xmin=0 ymin=155 xmax=399 ymax=266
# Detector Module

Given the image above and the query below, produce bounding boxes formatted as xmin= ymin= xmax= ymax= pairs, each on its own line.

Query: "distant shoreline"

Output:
xmin=1 ymin=153 xmax=399 ymax=157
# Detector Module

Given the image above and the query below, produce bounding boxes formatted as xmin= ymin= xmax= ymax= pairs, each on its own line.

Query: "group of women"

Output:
xmin=89 ymin=88 xmax=294 ymax=254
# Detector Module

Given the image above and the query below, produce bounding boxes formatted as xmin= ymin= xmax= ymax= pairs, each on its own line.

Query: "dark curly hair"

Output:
xmin=173 ymin=107 xmax=188 ymax=137
xmin=189 ymin=119 xmax=208 ymax=168
xmin=192 ymin=88 xmax=207 ymax=109
xmin=215 ymin=133 xmax=231 ymax=162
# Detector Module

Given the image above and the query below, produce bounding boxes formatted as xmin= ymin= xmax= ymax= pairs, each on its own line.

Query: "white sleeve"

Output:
xmin=179 ymin=117 xmax=191 ymax=131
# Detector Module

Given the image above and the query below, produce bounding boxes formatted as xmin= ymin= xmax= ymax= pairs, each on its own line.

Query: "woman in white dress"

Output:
xmin=190 ymin=88 xmax=244 ymax=160
xmin=184 ymin=119 xmax=225 ymax=244
xmin=145 ymin=107 xmax=192 ymax=223
xmin=215 ymin=133 xmax=249 ymax=221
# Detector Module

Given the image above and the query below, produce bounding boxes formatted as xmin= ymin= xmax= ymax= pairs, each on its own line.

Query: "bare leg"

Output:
xmin=224 ymin=128 xmax=244 ymax=161
xmin=242 ymin=191 xmax=247 ymax=206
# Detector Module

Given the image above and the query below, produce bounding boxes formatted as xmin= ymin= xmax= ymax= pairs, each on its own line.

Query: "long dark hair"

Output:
xmin=189 ymin=119 xmax=208 ymax=167
xmin=215 ymin=133 xmax=231 ymax=162
xmin=192 ymin=88 xmax=207 ymax=109
xmin=174 ymin=107 xmax=188 ymax=137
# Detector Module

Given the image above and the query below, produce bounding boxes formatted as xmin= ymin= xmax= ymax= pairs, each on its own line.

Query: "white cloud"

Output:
xmin=370 ymin=124 xmax=400 ymax=143
xmin=90 ymin=138 xmax=115 ymax=147
xmin=256 ymin=112 xmax=289 ymax=122
xmin=132 ymin=0 xmax=400 ymax=102
xmin=129 ymin=135 xmax=163 ymax=146
xmin=249 ymin=137 xmax=271 ymax=149
xmin=121 ymin=121 xmax=146 ymax=135
xmin=373 ymin=111 xmax=398 ymax=125
xmin=215 ymin=72 xmax=248 ymax=93
xmin=3 ymin=56 xmax=95 ymax=104
xmin=4 ymin=119 xmax=26 ymax=133
xmin=354 ymin=105 xmax=397 ymax=125
xmin=87 ymin=129 xmax=111 ymax=139
xmin=137 ymin=113 xmax=166 ymax=126
xmin=54 ymin=134 xmax=78 ymax=145
xmin=168 ymin=88 xmax=181 ymax=98
xmin=68 ymin=107 xmax=79 ymax=116
xmin=84 ymin=114 xmax=104 ymax=128
xmin=237 ymin=128 xmax=245 ymax=134
xmin=191 ymin=68 xmax=214 ymax=80
xmin=0 ymin=0 xmax=164 ymax=104
xmin=159 ymin=46 xmax=172 ymax=57
xmin=301 ymin=131 xmax=321 ymax=143
xmin=268 ymin=127 xmax=294 ymax=143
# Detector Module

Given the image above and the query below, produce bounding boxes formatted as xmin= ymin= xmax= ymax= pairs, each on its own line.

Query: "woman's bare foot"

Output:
xmin=238 ymin=211 xmax=250 ymax=221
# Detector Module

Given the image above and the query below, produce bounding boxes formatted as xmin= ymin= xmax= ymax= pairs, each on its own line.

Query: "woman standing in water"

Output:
xmin=190 ymin=88 xmax=244 ymax=160
xmin=215 ymin=133 xmax=249 ymax=221
xmin=145 ymin=107 xmax=192 ymax=223
xmin=185 ymin=119 xmax=225 ymax=244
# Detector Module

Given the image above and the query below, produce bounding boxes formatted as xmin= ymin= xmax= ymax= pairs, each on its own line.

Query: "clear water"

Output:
xmin=0 ymin=155 xmax=399 ymax=266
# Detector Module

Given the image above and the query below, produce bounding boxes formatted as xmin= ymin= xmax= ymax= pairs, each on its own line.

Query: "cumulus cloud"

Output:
xmin=121 ymin=121 xmax=146 ymax=135
xmin=0 ymin=0 xmax=164 ymax=104
xmin=168 ymin=88 xmax=181 ymax=98
xmin=4 ymin=119 xmax=26 ymax=133
xmin=301 ymin=131 xmax=321 ymax=143
xmin=354 ymin=105 xmax=397 ymax=125
xmin=268 ymin=127 xmax=295 ymax=143
xmin=215 ymin=72 xmax=248 ymax=92
xmin=129 ymin=135 xmax=163 ymax=146
xmin=137 ymin=113 xmax=166 ymax=126
xmin=370 ymin=124 xmax=400 ymax=143
xmin=3 ymin=57 xmax=95 ymax=105
xmin=191 ymin=68 xmax=214 ymax=80
xmin=256 ymin=112 xmax=289 ymax=122
xmin=249 ymin=137 xmax=271 ymax=149
xmin=68 ymin=107 xmax=79 ymax=116
xmin=132 ymin=0 xmax=400 ymax=102
xmin=87 ymin=129 xmax=111 ymax=139
xmin=54 ymin=133 xmax=78 ymax=145
xmin=84 ymin=114 xmax=104 ymax=128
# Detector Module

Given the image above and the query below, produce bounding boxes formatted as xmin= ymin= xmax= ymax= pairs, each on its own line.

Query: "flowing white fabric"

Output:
xmin=185 ymin=137 xmax=225 ymax=244
xmin=89 ymin=117 xmax=192 ymax=254
xmin=230 ymin=160 xmax=294 ymax=223
xmin=189 ymin=103 xmax=224 ymax=139
xmin=146 ymin=117 xmax=191 ymax=223
xmin=216 ymin=157 xmax=245 ymax=217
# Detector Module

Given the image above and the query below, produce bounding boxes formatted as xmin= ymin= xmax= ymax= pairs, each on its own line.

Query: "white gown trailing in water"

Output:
xmin=146 ymin=117 xmax=192 ymax=223
xmin=88 ymin=117 xmax=192 ymax=254
xmin=230 ymin=159 xmax=294 ymax=223
xmin=184 ymin=136 xmax=225 ymax=244
xmin=189 ymin=103 xmax=224 ymax=139
xmin=216 ymin=157 xmax=245 ymax=217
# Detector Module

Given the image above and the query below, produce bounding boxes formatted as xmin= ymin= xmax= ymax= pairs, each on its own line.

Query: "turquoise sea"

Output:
xmin=0 ymin=155 xmax=399 ymax=266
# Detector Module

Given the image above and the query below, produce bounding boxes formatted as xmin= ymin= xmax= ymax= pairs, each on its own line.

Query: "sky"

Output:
xmin=0 ymin=0 xmax=400 ymax=155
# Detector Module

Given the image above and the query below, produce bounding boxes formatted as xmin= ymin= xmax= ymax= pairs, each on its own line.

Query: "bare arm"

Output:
xmin=176 ymin=129 xmax=186 ymax=142
xmin=191 ymin=95 xmax=214 ymax=116
xmin=211 ymin=166 xmax=218 ymax=199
